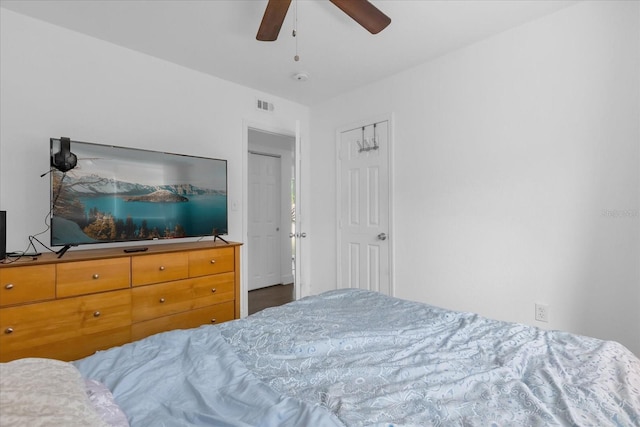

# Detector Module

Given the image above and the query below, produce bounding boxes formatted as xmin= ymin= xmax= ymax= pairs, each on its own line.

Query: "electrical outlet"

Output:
xmin=535 ymin=303 xmax=549 ymax=322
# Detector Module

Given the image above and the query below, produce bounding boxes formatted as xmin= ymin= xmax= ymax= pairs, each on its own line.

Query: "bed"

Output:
xmin=2 ymin=289 xmax=639 ymax=426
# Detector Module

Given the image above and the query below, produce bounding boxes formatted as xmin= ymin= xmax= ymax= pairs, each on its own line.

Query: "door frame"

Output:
xmin=335 ymin=113 xmax=395 ymax=295
xmin=242 ymin=121 xmax=299 ymax=317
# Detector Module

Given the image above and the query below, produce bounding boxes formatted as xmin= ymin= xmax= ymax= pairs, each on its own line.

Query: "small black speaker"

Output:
xmin=0 ymin=210 xmax=6 ymax=260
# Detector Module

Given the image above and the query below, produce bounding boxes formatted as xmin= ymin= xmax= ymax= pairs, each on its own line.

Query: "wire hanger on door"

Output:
xmin=358 ymin=123 xmax=379 ymax=153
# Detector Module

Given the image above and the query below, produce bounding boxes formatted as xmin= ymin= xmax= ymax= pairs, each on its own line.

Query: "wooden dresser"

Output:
xmin=0 ymin=241 xmax=241 ymax=362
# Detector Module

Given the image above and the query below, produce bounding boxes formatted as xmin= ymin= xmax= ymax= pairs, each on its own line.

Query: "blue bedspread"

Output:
xmin=76 ymin=289 xmax=640 ymax=426
xmin=74 ymin=326 xmax=343 ymax=427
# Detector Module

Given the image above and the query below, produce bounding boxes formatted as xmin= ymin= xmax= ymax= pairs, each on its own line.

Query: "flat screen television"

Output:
xmin=50 ymin=138 xmax=228 ymax=247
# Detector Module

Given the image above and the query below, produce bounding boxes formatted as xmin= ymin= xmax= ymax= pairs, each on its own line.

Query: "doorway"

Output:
xmin=247 ymin=128 xmax=296 ymax=310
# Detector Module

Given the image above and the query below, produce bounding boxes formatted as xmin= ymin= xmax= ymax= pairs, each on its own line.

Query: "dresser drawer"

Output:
xmin=192 ymin=272 xmax=235 ymax=303
xmin=131 ymin=272 xmax=235 ymax=323
xmin=0 ymin=289 xmax=131 ymax=361
xmin=132 ymin=253 xmax=189 ymax=286
xmin=188 ymin=247 xmax=235 ymax=277
xmin=57 ymin=258 xmax=130 ymax=297
xmin=0 ymin=265 xmax=56 ymax=307
xmin=131 ymin=300 xmax=235 ymax=341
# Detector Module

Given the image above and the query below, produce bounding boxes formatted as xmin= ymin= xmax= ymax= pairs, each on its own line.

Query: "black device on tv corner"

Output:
xmin=49 ymin=138 xmax=228 ymax=249
xmin=51 ymin=137 xmax=77 ymax=173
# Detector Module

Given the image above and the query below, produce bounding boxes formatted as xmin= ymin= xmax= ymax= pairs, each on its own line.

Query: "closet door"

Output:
xmin=248 ymin=152 xmax=281 ymax=290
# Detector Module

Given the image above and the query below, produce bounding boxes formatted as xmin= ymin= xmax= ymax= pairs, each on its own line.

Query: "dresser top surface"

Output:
xmin=0 ymin=241 xmax=242 ymax=268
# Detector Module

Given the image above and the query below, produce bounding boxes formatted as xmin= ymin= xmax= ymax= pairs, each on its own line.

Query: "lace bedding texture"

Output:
xmin=76 ymin=289 xmax=640 ymax=427
xmin=84 ymin=379 xmax=130 ymax=427
xmin=0 ymin=358 xmax=112 ymax=427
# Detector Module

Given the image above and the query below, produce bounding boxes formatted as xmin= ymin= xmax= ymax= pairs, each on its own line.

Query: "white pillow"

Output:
xmin=0 ymin=358 xmax=111 ymax=427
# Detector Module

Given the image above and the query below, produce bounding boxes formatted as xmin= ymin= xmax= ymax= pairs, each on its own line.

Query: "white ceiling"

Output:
xmin=0 ymin=0 xmax=577 ymax=106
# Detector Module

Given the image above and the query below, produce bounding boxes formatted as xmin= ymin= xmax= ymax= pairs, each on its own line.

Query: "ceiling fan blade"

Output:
xmin=329 ymin=0 xmax=391 ymax=34
xmin=257 ymin=0 xmax=292 ymax=41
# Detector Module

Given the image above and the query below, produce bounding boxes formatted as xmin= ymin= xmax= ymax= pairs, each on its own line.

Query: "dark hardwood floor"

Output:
xmin=248 ymin=283 xmax=294 ymax=315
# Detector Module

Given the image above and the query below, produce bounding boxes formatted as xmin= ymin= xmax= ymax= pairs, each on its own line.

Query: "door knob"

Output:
xmin=377 ymin=233 xmax=387 ymax=241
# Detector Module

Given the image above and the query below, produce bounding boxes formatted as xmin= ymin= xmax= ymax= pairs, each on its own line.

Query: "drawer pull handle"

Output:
xmin=4 ymin=327 xmax=14 ymax=334
xmin=92 ymin=274 xmax=100 ymax=280
xmin=4 ymin=283 xmax=14 ymax=290
xmin=211 ymin=319 xmax=217 ymax=324
xmin=211 ymin=288 xmax=217 ymax=293
xmin=210 ymin=259 xmax=216 ymax=264
xmin=93 ymin=311 xmax=101 ymax=317
xmin=159 ymin=298 xmax=166 ymax=303
xmin=159 ymin=266 xmax=165 ymax=271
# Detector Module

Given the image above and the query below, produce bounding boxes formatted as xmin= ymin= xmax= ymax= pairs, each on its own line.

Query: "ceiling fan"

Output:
xmin=257 ymin=0 xmax=391 ymax=41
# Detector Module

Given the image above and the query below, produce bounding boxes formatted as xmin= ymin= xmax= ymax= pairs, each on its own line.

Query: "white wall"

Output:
xmin=0 ymin=9 xmax=311 ymax=315
xmin=0 ymin=8 xmax=308 ymax=246
xmin=309 ymin=1 xmax=640 ymax=355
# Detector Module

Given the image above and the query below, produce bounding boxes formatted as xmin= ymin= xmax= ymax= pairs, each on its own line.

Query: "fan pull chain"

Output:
xmin=293 ymin=0 xmax=299 ymax=61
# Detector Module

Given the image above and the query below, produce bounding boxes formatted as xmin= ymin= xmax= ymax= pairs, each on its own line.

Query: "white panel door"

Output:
xmin=248 ymin=152 xmax=281 ymax=290
xmin=338 ymin=121 xmax=391 ymax=295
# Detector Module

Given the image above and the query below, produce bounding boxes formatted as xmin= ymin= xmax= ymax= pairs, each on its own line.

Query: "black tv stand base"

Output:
xmin=56 ymin=244 xmax=77 ymax=258
xmin=213 ymin=235 xmax=228 ymax=244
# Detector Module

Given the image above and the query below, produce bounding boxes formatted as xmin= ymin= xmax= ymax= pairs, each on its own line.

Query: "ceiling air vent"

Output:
xmin=256 ymin=98 xmax=275 ymax=112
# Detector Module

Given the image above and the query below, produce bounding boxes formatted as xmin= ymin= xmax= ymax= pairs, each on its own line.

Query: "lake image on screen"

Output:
xmin=50 ymin=141 xmax=228 ymax=246
xmin=83 ymin=194 xmax=226 ymax=235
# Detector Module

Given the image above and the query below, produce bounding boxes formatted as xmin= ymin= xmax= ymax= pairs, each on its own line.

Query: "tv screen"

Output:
xmin=50 ymin=139 xmax=228 ymax=247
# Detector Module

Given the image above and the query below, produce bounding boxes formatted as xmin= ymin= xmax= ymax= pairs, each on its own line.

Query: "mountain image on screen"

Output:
xmin=50 ymin=139 xmax=228 ymax=246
